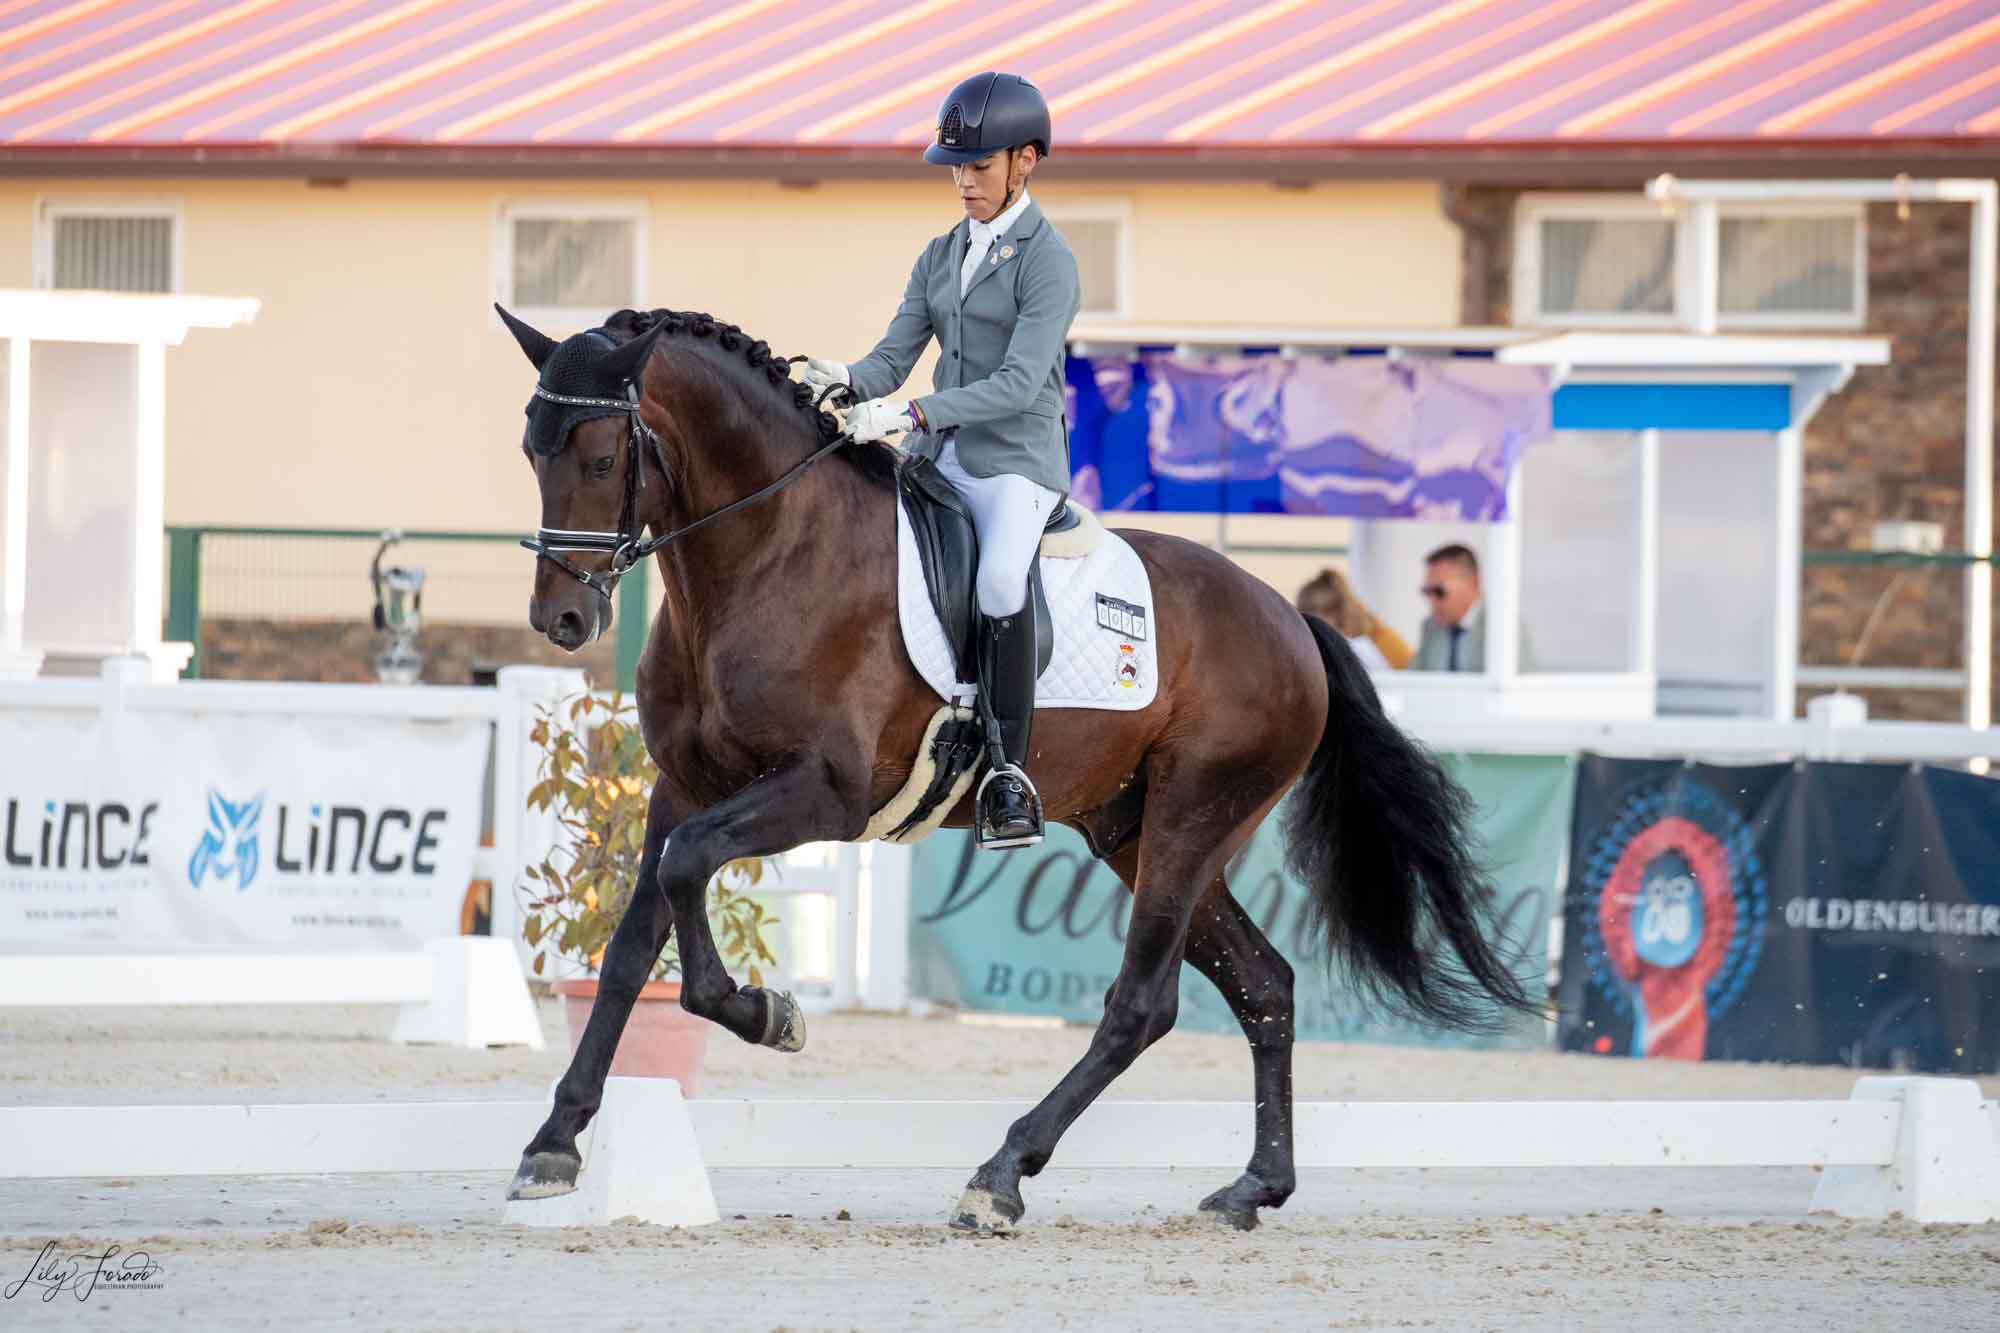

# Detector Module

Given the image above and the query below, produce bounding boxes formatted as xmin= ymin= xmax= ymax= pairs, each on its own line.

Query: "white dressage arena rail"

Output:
xmin=4 ymin=1077 xmax=1996 ymax=1226
xmin=0 ymin=936 xmax=544 ymax=1050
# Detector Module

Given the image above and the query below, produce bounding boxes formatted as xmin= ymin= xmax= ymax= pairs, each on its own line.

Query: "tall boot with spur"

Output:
xmin=975 ymin=608 xmax=1043 ymax=848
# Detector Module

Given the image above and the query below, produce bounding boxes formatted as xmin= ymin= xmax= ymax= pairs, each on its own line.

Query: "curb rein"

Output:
xmin=521 ymin=372 xmax=852 ymax=604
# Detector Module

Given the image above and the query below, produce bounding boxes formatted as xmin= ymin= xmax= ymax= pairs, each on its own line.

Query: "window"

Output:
xmin=1043 ymin=204 xmax=1128 ymax=320
xmin=1516 ymin=195 xmax=1863 ymax=330
xmin=495 ymin=200 xmax=645 ymax=323
xmin=36 ymin=197 xmax=180 ymax=292
xmin=1716 ymin=207 xmax=1864 ymax=326
xmin=1536 ymin=216 xmax=1675 ymax=319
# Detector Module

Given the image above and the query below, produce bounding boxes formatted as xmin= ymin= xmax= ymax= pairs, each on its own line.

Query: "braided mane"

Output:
xmin=600 ymin=307 xmax=899 ymax=489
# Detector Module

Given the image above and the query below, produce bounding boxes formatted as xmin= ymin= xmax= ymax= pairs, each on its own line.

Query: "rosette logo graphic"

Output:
xmin=1577 ymin=775 xmax=1767 ymax=1060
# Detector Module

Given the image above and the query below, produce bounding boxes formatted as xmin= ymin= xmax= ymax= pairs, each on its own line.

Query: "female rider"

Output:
xmin=802 ymin=71 xmax=1081 ymax=850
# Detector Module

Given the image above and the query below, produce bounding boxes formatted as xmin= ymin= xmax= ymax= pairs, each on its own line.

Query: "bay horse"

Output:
xmin=499 ymin=305 xmax=1532 ymax=1232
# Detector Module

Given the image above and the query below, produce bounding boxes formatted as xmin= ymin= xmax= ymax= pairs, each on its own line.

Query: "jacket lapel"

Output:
xmin=949 ymin=219 xmax=970 ymax=317
xmin=962 ymin=200 xmax=1043 ymax=302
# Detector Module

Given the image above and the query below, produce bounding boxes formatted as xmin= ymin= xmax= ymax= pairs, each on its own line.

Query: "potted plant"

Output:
xmin=519 ymin=691 xmax=778 ymax=1095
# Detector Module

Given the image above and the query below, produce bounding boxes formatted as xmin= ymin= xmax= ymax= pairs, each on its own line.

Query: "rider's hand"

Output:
xmin=844 ymin=397 xmax=917 ymax=443
xmin=800 ymin=357 xmax=850 ymax=399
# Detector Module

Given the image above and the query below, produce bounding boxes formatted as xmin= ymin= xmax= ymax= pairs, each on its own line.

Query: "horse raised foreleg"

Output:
xmin=508 ymin=784 xmax=679 ymax=1201
xmin=657 ymin=758 xmax=867 ymax=1051
xmin=1179 ymin=882 xmax=1298 ymax=1231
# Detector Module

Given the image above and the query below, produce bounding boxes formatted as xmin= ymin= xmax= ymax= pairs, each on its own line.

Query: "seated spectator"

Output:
xmin=1297 ymin=567 xmax=1412 ymax=670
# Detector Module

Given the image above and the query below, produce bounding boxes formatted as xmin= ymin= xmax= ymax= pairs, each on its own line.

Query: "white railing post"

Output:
xmin=862 ymin=842 xmax=912 ymax=1011
xmin=830 ymin=841 xmax=861 ymax=1009
xmin=491 ymin=665 xmax=588 ymax=967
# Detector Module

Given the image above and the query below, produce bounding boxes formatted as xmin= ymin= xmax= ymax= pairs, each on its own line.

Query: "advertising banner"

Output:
xmin=1558 ymin=754 xmax=2000 ymax=1073
xmin=910 ymin=753 xmax=1573 ymax=1049
xmin=0 ymin=709 xmax=490 ymax=954
xmin=1065 ymin=353 xmax=1551 ymax=520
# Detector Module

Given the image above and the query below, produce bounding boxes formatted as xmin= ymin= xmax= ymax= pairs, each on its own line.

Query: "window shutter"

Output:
xmin=51 ymin=215 xmax=174 ymax=292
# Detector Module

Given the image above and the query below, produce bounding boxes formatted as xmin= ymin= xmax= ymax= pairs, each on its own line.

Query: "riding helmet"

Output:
xmin=923 ymin=72 xmax=1052 ymax=166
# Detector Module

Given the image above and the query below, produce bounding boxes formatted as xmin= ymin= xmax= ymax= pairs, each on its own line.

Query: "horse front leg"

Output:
xmin=658 ymin=758 xmax=867 ymax=1050
xmin=509 ymin=783 xmax=679 ymax=1201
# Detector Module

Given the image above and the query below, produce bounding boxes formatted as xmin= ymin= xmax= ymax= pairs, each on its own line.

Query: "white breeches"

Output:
xmin=937 ymin=439 xmax=1059 ymax=617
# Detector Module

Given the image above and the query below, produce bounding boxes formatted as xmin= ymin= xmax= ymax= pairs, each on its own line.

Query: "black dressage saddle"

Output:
xmin=897 ymin=456 xmax=1068 ymax=683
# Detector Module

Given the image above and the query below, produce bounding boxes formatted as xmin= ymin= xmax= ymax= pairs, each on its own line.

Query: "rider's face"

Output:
xmin=951 ymin=146 xmax=1035 ymax=222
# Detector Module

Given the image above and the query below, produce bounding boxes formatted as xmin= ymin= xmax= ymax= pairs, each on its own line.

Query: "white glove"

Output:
xmin=800 ymin=356 xmax=850 ymax=397
xmin=844 ymin=397 xmax=916 ymax=443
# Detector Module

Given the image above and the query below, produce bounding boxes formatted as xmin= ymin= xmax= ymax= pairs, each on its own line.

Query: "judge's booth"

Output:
xmin=1063 ymin=326 xmax=1891 ymax=724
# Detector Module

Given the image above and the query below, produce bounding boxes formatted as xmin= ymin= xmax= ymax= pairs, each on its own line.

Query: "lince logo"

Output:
xmin=186 ymin=793 xmax=450 ymax=888
xmin=188 ymin=790 xmax=263 ymax=890
xmin=1094 ymin=593 xmax=1147 ymax=641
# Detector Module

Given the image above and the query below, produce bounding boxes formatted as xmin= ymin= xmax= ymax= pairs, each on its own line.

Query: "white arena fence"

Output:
xmin=2 ymin=1076 xmax=1996 ymax=1226
xmin=7 ymin=658 xmax=2000 ymax=1036
xmin=0 ymin=660 xmax=899 ymax=1033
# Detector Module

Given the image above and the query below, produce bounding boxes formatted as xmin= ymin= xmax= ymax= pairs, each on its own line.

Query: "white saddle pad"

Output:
xmin=896 ymin=503 xmax=1160 ymax=711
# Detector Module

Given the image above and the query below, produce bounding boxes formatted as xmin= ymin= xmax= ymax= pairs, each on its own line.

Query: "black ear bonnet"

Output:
xmin=524 ymin=331 xmax=629 ymax=458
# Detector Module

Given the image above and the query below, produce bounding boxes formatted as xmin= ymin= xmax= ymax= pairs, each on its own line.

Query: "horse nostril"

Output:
xmin=551 ymin=609 xmax=586 ymax=647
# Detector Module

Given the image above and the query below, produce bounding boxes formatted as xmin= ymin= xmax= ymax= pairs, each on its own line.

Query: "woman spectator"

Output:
xmin=1297 ymin=567 xmax=1412 ymax=670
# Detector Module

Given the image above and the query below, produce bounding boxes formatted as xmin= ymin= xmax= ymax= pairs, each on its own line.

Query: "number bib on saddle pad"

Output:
xmin=895 ymin=502 xmax=1160 ymax=711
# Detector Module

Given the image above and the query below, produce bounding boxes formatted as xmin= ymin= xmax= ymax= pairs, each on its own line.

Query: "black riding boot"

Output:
xmin=975 ymin=608 xmax=1044 ymax=849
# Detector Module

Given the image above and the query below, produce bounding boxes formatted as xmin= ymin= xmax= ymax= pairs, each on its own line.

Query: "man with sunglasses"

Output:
xmin=1413 ymin=544 xmax=1488 ymax=672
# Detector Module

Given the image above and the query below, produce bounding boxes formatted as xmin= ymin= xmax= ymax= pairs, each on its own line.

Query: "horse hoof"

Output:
xmin=507 ymin=1150 xmax=581 ymax=1201
xmin=948 ymin=1185 xmax=1023 ymax=1235
xmin=755 ymin=988 xmax=806 ymax=1053
xmin=1198 ymin=1182 xmax=1263 ymax=1232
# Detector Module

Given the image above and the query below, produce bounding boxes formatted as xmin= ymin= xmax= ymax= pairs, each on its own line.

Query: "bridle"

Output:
xmin=520 ymin=377 xmax=849 ymax=604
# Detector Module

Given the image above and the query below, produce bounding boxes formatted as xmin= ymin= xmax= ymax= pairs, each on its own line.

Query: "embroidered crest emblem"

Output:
xmin=999 ymin=245 xmax=1015 ymax=259
xmin=1094 ymin=593 xmax=1147 ymax=640
xmin=1115 ymin=644 xmax=1140 ymax=689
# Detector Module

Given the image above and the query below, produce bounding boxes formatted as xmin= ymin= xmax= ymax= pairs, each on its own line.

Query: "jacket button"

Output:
xmin=951 ymin=350 xmax=959 ymax=358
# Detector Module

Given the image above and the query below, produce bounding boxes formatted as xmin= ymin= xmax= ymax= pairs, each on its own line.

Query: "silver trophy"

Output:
xmin=370 ymin=530 xmax=425 ymax=685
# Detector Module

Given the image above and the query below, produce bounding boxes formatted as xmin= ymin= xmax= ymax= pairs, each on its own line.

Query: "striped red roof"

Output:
xmin=3 ymin=0 xmax=1999 ymax=153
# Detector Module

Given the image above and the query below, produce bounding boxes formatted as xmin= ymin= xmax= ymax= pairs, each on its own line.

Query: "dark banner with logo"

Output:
xmin=1558 ymin=754 xmax=2000 ymax=1074
xmin=910 ymin=753 xmax=1572 ymax=1049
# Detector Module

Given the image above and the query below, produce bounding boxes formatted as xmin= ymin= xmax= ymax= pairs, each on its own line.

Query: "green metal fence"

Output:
xmin=164 ymin=525 xmax=649 ymax=689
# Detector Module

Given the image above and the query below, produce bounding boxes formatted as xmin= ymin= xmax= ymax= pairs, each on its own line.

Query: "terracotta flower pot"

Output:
xmin=550 ymin=978 xmax=712 ymax=1096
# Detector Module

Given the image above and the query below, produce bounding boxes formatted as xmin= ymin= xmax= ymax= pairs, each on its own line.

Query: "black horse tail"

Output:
xmin=1281 ymin=613 xmax=1539 ymax=1031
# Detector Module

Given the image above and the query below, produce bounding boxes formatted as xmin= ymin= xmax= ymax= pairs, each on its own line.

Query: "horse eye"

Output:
xmin=591 ymin=456 xmax=616 ymax=478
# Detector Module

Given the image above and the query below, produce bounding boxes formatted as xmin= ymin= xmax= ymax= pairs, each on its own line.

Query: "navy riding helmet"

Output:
xmin=923 ymin=72 xmax=1052 ymax=166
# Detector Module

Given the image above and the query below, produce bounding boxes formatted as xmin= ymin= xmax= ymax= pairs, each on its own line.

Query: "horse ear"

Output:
xmin=495 ymin=304 xmax=558 ymax=371
xmin=595 ymin=324 xmax=661 ymax=387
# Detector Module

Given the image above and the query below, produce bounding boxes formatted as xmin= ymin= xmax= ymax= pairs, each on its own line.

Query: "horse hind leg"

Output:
xmin=1180 ymin=882 xmax=1297 ymax=1231
xmin=950 ymin=769 xmax=1278 ymax=1233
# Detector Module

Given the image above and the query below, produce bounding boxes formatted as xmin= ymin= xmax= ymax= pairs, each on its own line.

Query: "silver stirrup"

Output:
xmin=974 ymin=763 xmax=1044 ymax=849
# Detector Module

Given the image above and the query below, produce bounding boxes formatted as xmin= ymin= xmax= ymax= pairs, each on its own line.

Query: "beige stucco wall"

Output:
xmin=1 ymin=174 xmax=1453 ymax=619
xmin=1 ymin=175 xmax=1455 ymax=519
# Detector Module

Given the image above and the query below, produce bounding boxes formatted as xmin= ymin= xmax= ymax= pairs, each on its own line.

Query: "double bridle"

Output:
xmin=520 ymin=379 xmax=848 ymax=604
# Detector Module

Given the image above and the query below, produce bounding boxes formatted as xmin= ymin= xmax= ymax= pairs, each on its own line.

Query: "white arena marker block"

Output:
xmin=1812 ymin=1077 xmax=2000 ymax=1224
xmin=504 ymin=1078 xmax=718 ymax=1230
xmin=391 ymin=936 xmax=545 ymax=1050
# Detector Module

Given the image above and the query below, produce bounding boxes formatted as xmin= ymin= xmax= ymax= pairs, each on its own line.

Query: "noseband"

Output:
xmin=521 ymin=379 xmax=849 ymax=604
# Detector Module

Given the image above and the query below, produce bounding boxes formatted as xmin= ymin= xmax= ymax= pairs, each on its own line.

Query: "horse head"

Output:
xmin=499 ymin=305 xmax=663 ymax=652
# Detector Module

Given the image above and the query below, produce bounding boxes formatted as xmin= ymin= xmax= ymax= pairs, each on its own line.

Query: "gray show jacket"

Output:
xmin=845 ymin=200 xmax=1081 ymax=497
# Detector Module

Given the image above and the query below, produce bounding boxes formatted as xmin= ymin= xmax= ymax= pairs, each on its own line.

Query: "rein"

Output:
xmin=521 ymin=377 xmax=850 ymax=603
